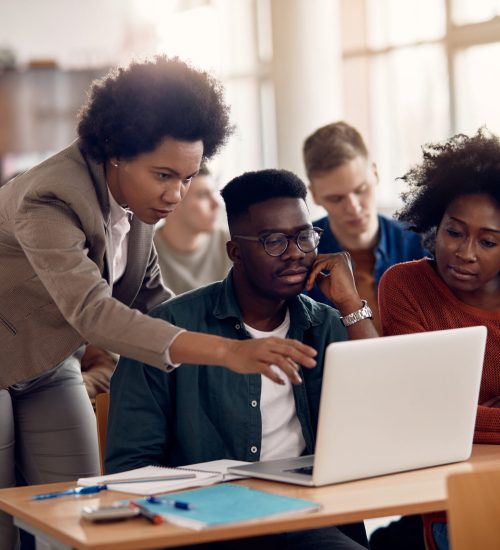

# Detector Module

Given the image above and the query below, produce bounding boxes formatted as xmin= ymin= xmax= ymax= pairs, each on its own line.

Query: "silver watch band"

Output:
xmin=340 ymin=300 xmax=373 ymax=327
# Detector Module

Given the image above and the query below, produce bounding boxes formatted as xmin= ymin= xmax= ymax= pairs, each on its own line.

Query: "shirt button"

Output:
xmin=250 ymin=446 xmax=258 ymax=454
xmin=235 ymin=324 xmax=241 ymax=330
xmin=251 ymin=400 xmax=258 ymax=408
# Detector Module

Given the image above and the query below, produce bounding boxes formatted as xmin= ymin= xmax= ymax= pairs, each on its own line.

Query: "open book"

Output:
xmin=77 ymin=460 xmax=249 ymax=496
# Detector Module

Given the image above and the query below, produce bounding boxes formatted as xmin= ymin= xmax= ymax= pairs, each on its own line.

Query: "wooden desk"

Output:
xmin=1 ymin=445 xmax=500 ymax=550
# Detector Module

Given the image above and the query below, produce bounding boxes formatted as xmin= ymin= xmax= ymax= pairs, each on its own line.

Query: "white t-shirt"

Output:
xmin=244 ymin=310 xmax=306 ymax=461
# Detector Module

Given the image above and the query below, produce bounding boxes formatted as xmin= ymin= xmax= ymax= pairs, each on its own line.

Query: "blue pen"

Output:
xmin=32 ymin=484 xmax=107 ymax=500
xmin=145 ymin=495 xmax=193 ymax=510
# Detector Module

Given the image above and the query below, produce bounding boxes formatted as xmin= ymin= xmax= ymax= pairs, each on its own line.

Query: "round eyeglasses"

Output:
xmin=233 ymin=227 xmax=323 ymax=257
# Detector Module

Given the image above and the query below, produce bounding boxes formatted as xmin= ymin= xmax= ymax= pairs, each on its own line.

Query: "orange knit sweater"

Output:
xmin=379 ymin=258 xmax=500 ymax=444
xmin=379 ymin=257 xmax=500 ymax=548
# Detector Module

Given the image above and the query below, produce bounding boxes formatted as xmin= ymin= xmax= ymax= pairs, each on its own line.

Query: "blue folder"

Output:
xmin=134 ymin=483 xmax=321 ymax=530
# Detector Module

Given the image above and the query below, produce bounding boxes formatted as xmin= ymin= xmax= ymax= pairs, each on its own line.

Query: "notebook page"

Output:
xmin=77 ymin=465 xmax=193 ymax=486
xmin=105 ymin=471 xmax=221 ymax=495
xmin=78 ymin=465 xmax=222 ymax=494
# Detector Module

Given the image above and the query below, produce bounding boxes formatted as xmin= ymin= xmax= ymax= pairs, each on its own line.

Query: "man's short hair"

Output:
xmin=303 ymin=121 xmax=369 ymax=179
xmin=221 ymin=169 xmax=307 ymax=228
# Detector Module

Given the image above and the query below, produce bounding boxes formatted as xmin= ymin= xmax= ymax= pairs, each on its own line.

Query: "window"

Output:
xmin=129 ymin=0 xmax=276 ymax=185
xmin=455 ymin=42 xmax=500 ymax=135
xmin=341 ymin=0 xmax=500 ymax=210
xmin=452 ymin=0 xmax=500 ymax=24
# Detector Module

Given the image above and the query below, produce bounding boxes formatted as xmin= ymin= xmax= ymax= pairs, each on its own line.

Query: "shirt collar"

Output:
xmin=213 ymin=270 xmax=322 ymax=331
xmin=108 ymin=188 xmax=133 ymax=228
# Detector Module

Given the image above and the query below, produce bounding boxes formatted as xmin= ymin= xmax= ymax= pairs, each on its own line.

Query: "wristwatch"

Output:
xmin=340 ymin=300 xmax=373 ymax=327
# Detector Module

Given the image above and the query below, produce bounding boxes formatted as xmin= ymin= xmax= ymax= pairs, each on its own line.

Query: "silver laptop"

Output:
xmin=228 ymin=326 xmax=486 ymax=486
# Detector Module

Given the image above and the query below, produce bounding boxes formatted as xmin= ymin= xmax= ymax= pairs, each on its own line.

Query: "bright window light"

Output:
xmin=367 ymin=0 xmax=445 ymax=48
xmin=452 ymin=0 xmax=500 ymax=24
xmin=455 ymin=41 xmax=500 ymax=135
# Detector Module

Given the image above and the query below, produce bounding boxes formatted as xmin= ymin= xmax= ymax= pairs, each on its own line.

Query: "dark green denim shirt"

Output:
xmin=105 ymin=271 xmax=348 ymax=474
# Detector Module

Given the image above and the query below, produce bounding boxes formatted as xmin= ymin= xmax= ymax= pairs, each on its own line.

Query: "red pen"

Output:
xmin=129 ymin=501 xmax=164 ymax=525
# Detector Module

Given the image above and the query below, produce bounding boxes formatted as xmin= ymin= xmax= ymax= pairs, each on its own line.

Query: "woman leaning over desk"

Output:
xmin=0 ymin=56 xmax=316 ymax=548
xmin=378 ymin=128 xmax=500 ymax=550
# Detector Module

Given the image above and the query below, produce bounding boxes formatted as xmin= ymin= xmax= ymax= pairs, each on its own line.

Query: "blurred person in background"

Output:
xmin=154 ymin=164 xmax=232 ymax=294
xmin=80 ymin=345 xmax=118 ymax=402
xmin=303 ymin=121 xmax=427 ymax=334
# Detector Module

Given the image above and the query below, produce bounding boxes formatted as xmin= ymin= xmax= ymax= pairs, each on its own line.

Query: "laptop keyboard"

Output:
xmin=284 ymin=465 xmax=314 ymax=476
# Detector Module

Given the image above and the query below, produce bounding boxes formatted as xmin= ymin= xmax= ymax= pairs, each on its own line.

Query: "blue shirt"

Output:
xmin=105 ymin=271 xmax=348 ymax=474
xmin=308 ymin=214 xmax=427 ymax=307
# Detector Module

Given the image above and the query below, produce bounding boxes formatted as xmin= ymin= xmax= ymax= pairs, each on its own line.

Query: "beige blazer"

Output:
xmin=0 ymin=141 xmax=181 ymax=388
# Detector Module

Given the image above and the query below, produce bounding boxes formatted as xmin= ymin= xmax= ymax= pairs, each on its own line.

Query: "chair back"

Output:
xmin=95 ymin=392 xmax=110 ymax=474
xmin=447 ymin=466 xmax=500 ymax=550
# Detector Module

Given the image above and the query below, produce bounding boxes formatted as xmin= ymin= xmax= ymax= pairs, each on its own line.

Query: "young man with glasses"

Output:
xmin=106 ymin=169 xmax=377 ymax=549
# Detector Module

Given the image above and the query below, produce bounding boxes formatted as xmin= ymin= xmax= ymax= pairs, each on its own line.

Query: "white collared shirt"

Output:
xmin=108 ymin=190 xmax=131 ymax=283
xmin=106 ymin=189 xmax=180 ymax=369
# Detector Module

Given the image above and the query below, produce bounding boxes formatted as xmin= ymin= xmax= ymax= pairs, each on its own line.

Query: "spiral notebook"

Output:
xmin=77 ymin=460 xmax=249 ymax=495
xmin=77 ymin=465 xmax=222 ymax=495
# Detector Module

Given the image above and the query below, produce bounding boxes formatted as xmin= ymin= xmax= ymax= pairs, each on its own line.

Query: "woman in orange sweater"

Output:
xmin=379 ymin=128 xmax=500 ymax=550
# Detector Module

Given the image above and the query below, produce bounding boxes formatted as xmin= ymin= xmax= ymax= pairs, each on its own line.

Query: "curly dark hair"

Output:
xmin=77 ymin=55 xmax=233 ymax=163
xmin=398 ymin=128 xmax=500 ymax=248
xmin=221 ymin=169 xmax=307 ymax=229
